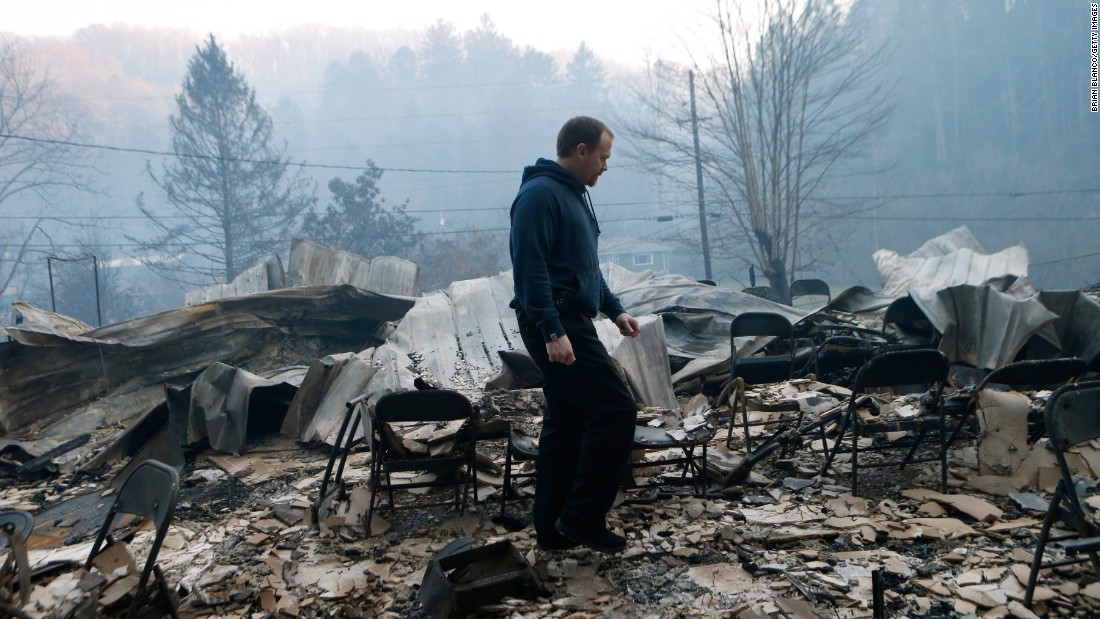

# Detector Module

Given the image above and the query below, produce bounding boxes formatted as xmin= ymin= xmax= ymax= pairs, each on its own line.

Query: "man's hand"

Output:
xmin=614 ymin=313 xmax=641 ymax=338
xmin=546 ymin=335 xmax=575 ymax=365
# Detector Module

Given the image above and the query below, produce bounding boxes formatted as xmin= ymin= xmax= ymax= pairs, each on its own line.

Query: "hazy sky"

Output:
xmin=1 ymin=0 xmax=712 ymax=66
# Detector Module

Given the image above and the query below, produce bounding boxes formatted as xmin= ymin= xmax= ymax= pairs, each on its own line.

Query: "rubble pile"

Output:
xmin=4 ymin=232 xmax=1100 ymax=618
xmin=3 ymin=380 xmax=1099 ymax=619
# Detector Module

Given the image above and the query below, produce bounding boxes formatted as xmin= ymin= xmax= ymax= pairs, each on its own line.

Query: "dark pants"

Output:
xmin=517 ymin=310 xmax=637 ymax=539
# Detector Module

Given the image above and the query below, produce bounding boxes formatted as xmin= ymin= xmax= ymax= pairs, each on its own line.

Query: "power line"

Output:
xmin=1031 ymin=251 xmax=1100 ymax=267
xmin=21 ymin=215 xmax=1099 ymax=274
xmin=0 ymin=199 xmax=676 ymax=221
xmin=812 ymin=187 xmax=1100 ymax=201
xmin=17 ymin=227 xmax=515 ymax=250
xmin=6 ymin=131 xmax=1100 ymax=205
xmin=0 ymin=133 xmax=513 ymax=174
xmin=849 ymin=215 xmax=1100 ymax=222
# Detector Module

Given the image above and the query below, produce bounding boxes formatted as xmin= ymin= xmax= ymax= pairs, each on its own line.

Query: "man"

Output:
xmin=509 ymin=116 xmax=640 ymax=553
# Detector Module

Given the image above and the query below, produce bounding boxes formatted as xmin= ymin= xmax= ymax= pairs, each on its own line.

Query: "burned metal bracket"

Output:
xmin=721 ymin=404 xmax=846 ymax=486
xmin=5 ymin=435 xmax=91 ymax=480
xmin=418 ymin=539 xmax=548 ymax=619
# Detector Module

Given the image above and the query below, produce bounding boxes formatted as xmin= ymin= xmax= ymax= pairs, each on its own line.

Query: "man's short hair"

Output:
xmin=556 ymin=116 xmax=614 ymax=157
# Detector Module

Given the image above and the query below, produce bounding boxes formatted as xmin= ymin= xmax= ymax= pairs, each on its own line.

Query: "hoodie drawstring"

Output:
xmin=584 ymin=191 xmax=601 ymax=236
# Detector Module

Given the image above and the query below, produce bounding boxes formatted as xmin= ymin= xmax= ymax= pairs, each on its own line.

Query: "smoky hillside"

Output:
xmin=0 ymin=0 xmax=1094 ymax=325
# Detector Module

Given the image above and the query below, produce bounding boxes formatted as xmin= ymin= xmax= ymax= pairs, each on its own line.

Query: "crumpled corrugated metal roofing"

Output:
xmin=286 ymin=238 xmax=420 ymax=296
xmin=873 ymin=226 xmax=1028 ymax=297
xmin=1032 ymin=290 xmax=1100 ymax=365
xmin=910 ymin=284 xmax=1059 ymax=370
xmin=0 ymin=285 xmax=416 ymax=438
xmin=386 ymin=270 xmax=680 ymax=408
xmin=185 ymin=256 xmax=286 ymax=306
xmin=603 ymin=264 xmax=811 ymax=382
xmin=185 ymin=239 xmax=421 ymax=305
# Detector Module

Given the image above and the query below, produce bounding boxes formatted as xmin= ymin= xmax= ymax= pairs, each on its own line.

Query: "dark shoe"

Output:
xmin=554 ymin=517 xmax=626 ymax=553
xmin=536 ymin=530 xmax=580 ymax=551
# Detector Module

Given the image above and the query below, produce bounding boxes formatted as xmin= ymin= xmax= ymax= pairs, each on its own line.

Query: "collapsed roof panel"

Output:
xmin=188 ymin=362 xmax=306 ymax=453
xmin=286 ymin=238 xmax=420 ymax=296
xmin=874 ymin=225 xmax=1029 ymax=297
xmin=185 ymin=255 xmax=286 ymax=305
xmin=597 ymin=315 xmax=678 ymax=408
xmin=601 ymin=265 xmax=811 ymax=382
xmin=0 ymin=285 xmax=416 ymax=438
xmin=911 ymin=284 xmax=1059 ymax=370
xmin=822 ymin=285 xmax=897 ymax=314
xmin=1031 ymin=290 xmax=1100 ymax=365
xmin=605 ymin=264 xmax=807 ymax=325
xmin=387 ymin=271 xmax=678 ymax=407
xmin=283 ymin=344 xmax=416 ymax=446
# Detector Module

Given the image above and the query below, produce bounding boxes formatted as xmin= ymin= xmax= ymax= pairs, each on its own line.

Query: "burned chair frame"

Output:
xmin=819 ymin=349 xmax=951 ymax=495
xmin=727 ymin=312 xmax=802 ymax=450
xmin=1024 ymin=381 xmax=1100 ymax=607
xmin=495 ymin=422 xmax=715 ymax=515
xmin=85 ymin=459 xmax=181 ymax=619
xmin=0 ymin=510 xmax=32 ymax=615
xmin=316 ymin=389 xmax=479 ymax=536
xmin=948 ymin=357 xmax=1087 ymax=448
xmin=496 ymin=427 xmax=539 ymax=520
xmin=629 ymin=425 xmax=715 ymax=499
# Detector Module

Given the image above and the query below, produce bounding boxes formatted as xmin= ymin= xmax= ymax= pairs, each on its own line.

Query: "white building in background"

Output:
xmin=598 ymin=237 xmax=674 ymax=274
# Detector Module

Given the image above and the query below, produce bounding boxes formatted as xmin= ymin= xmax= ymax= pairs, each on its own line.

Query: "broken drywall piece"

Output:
xmin=963 ymin=474 xmax=1029 ymax=496
xmin=976 ymin=389 xmax=1032 ymax=476
xmin=893 ymin=518 xmax=979 ymax=540
xmin=900 ymin=489 xmax=1004 ymax=523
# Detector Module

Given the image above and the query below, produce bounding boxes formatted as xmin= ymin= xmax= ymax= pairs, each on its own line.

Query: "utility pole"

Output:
xmin=689 ymin=70 xmax=713 ymax=281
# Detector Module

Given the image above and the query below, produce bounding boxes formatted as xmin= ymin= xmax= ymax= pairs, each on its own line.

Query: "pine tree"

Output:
xmin=566 ymin=42 xmax=607 ymax=103
xmin=300 ymin=161 xmax=419 ymax=260
xmin=130 ymin=34 xmax=315 ymax=285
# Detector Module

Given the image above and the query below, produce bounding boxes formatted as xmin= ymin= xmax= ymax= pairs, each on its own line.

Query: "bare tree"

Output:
xmin=621 ymin=0 xmax=892 ymax=300
xmin=0 ymin=37 xmax=96 ymax=315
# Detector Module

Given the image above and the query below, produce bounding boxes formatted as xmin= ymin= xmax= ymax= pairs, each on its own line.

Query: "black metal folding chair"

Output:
xmin=364 ymin=389 xmax=479 ymax=536
xmin=949 ymin=357 xmax=1087 ymax=447
xmin=727 ymin=312 xmax=798 ymax=449
xmin=498 ymin=429 xmax=539 ymax=520
xmin=1025 ymin=381 xmax=1100 ymax=607
xmin=0 ymin=510 xmax=33 ymax=612
xmin=630 ymin=425 xmax=716 ymax=498
xmin=85 ymin=459 xmax=181 ymax=619
xmin=494 ymin=421 xmax=716 ymax=510
xmin=819 ymin=349 xmax=951 ymax=495
xmin=790 ymin=278 xmax=831 ymax=306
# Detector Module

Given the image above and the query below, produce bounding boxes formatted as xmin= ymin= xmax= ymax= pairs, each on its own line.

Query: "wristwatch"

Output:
xmin=548 ymin=332 xmax=560 ymax=341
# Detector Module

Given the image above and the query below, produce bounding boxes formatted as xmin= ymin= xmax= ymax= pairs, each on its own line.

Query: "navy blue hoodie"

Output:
xmin=509 ymin=158 xmax=626 ymax=342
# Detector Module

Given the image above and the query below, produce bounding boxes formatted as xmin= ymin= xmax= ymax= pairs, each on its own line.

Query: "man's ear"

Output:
xmin=575 ymin=142 xmax=587 ymax=158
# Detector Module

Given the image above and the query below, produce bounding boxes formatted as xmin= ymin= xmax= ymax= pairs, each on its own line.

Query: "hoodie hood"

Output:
xmin=521 ymin=158 xmax=586 ymax=196
xmin=517 ymin=157 xmax=599 ymax=234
